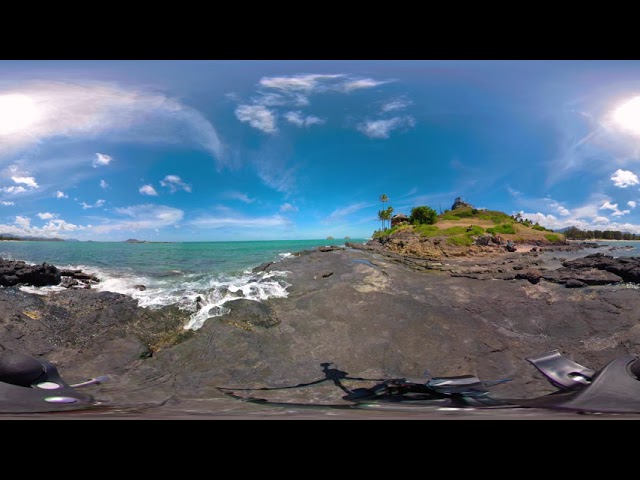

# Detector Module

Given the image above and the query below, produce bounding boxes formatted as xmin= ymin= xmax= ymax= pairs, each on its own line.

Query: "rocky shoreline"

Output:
xmin=3 ymin=241 xmax=640 ymax=417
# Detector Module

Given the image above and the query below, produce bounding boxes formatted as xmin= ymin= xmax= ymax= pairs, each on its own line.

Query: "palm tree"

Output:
xmin=377 ymin=210 xmax=386 ymax=231
xmin=385 ymin=206 xmax=394 ymax=229
xmin=380 ymin=194 xmax=389 ymax=228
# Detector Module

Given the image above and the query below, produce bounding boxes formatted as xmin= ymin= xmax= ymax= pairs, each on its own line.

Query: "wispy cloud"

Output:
xmin=629 ymin=201 xmax=637 ymax=208
xmin=1 ymin=186 xmax=26 ymax=194
xmin=160 ymin=175 xmax=191 ymax=193
xmin=37 ymin=212 xmax=57 ymax=220
xmin=324 ymin=202 xmax=370 ymax=223
xmin=259 ymin=74 xmax=344 ymax=93
xmin=225 ymin=191 xmax=255 ymax=203
xmin=0 ymin=201 xmax=14 ymax=206
xmin=92 ymin=153 xmax=112 ymax=168
xmin=55 ymin=190 xmax=68 ymax=199
xmin=139 ymin=184 xmax=158 ymax=196
xmin=381 ymin=97 xmax=412 ymax=113
xmin=341 ymin=78 xmax=390 ymax=92
xmin=92 ymin=204 xmax=184 ymax=234
xmin=100 ymin=179 xmax=109 ymax=189
xmin=611 ymin=169 xmax=639 ymax=188
xmin=191 ymin=214 xmax=290 ymax=228
xmin=0 ymin=81 xmax=225 ymax=166
xmin=235 ymin=105 xmax=277 ymax=133
xmin=280 ymin=202 xmax=298 ymax=212
xmin=284 ymin=111 xmax=324 ymax=128
xmin=81 ymin=199 xmax=105 ymax=209
xmin=357 ymin=116 xmax=416 ymax=139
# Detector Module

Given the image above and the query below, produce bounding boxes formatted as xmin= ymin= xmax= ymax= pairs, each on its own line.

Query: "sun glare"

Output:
xmin=0 ymin=94 xmax=40 ymax=135
xmin=613 ymin=96 xmax=640 ymax=135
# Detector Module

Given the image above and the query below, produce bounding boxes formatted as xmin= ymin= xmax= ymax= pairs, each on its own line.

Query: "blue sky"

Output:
xmin=3 ymin=60 xmax=640 ymax=240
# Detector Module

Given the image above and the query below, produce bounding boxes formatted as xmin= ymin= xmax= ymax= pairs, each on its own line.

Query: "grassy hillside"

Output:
xmin=374 ymin=207 xmax=565 ymax=245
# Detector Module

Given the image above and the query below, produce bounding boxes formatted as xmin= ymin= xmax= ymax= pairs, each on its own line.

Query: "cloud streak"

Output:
xmin=160 ymin=175 xmax=191 ymax=193
xmin=191 ymin=214 xmax=290 ymax=228
xmin=0 ymin=81 xmax=225 ymax=166
xmin=357 ymin=116 xmax=415 ymax=139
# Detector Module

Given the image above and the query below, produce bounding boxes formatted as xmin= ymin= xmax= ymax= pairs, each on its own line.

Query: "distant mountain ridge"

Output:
xmin=0 ymin=233 xmax=65 ymax=242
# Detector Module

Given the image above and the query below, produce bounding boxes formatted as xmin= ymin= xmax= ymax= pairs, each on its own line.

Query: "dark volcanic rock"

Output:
xmin=318 ymin=246 xmax=341 ymax=252
xmin=252 ymin=262 xmax=273 ymax=273
xmin=0 ymin=260 xmax=61 ymax=287
xmin=134 ymin=285 xmax=147 ymax=291
xmin=563 ymin=254 xmax=640 ymax=283
xmin=565 ymin=279 xmax=587 ymax=288
xmin=516 ymin=269 xmax=542 ymax=284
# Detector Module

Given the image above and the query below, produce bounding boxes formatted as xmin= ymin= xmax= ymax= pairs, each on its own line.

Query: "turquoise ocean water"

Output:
xmin=0 ymin=238 xmax=364 ymax=329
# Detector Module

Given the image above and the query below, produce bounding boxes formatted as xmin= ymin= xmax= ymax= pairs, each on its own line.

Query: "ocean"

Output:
xmin=0 ymin=238 xmax=364 ymax=330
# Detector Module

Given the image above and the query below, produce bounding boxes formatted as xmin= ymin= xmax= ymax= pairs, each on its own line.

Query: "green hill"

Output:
xmin=374 ymin=206 xmax=564 ymax=248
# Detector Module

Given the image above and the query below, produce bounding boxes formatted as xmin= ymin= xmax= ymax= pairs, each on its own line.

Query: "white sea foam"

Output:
xmin=17 ymin=261 xmax=291 ymax=331
xmin=279 ymin=252 xmax=293 ymax=259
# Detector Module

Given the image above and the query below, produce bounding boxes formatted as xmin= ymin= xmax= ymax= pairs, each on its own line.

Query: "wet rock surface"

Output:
xmin=3 ymin=244 xmax=640 ymax=417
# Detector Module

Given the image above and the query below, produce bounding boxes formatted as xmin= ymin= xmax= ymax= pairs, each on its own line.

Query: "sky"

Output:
xmin=3 ymin=60 xmax=640 ymax=241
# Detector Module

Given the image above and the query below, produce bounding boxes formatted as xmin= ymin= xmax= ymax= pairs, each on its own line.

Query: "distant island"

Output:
xmin=326 ymin=236 xmax=334 ymax=240
xmin=124 ymin=239 xmax=175 ymax=244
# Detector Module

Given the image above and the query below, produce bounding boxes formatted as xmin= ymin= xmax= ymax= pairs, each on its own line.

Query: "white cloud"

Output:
xmin=357 ymin=116 xmax=416 ymax=139
xmin=0 ymin=216 xmax=86 ymax=238
xmin=600 ymin=201 xmax=618 ymax=211
xmin=546 ymin=199 xmax=571 ymax=216
xmin=341 ymin=78 xmax=389 ymax=92
xmin=225 ymin=191 xmax=255 ymax=203
xmin=0 ymin=81 xmax=224 ymax=166
xmin=11 ymin=176 xmax=38 ymax=188
xmin=160 ymin=175 xmax=191 ymax=193
xmin=55 ymin=190 xmax=68 ymax=199
xmin=0 ymin=201 xmax=14 ymax=206
xmin=235 ymin=105 xmax=277 ymax=133
xmin=284 ymin=111 xmax=325 ymax=127
xmin=37 ymin=212 xmax=56 ymax=220
xmin=100 ymin=179 xmax=109 ymax=189
xmin=611 ymin=169 xmax=639 ymax=188
xmin=1 ymin=186 xmax=26 ymax=194
xmin=92 ymin=204 xmax=184 ymax=234
xmin=139 ymin=184 xmax=158 ymax=196
xmin=599 ymin=200 xmax=630 ymax=216
xmin=280 ymin=203 xmax=298 ymax=212
xmin=14 ymin=216 xmax=30 ymax=228
xmin=259 ymin=74 xmax=344 ymax=93
xmin=191 ymin=214 xmax=290 ymax=228
xmin=381 ymin=98 xmax=412 ymax=112
xmin=613 ymin=209 xmax=631 ymax=217
xmin=594 ymin=216 xmax=610 ymax=224
xmin=324 ymin=202 xmax=370 ymax=223
xmin=81 ymin=199 xmax=105 ymax=209
xmin=629 ymin=201 xmax=637 ymax=208
xmin=93 ymin=153 xmax=112 ymax=168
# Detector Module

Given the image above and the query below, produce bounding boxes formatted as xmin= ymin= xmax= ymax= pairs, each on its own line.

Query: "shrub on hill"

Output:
xmin=486 ymin=223 xmax=516 ymax=235
xmin=410 ymin=206 xmax=438 ymax=225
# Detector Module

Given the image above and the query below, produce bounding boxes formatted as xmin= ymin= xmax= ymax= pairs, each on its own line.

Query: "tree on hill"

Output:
xmin=410 ymin=206 xmax=438 ymax=225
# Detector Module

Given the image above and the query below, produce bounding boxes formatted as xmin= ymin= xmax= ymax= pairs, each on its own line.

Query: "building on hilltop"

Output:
xmin=451 ymin=197 xmax=474 ymax=210
xmin=391 ymin=213 xmax=409 ymax=227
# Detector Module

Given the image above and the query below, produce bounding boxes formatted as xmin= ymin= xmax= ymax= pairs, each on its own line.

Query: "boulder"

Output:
xmin=0 ymin=260 xmax=61 ymax=287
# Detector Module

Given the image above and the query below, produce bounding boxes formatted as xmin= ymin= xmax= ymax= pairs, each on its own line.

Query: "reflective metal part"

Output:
xmin=35 ymin=382 xmax=61 ymax=390
xmin=44 ymin=396 xmax=78 ymax=403
xmin=526 ymin=349 xmax=595 ymax=390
